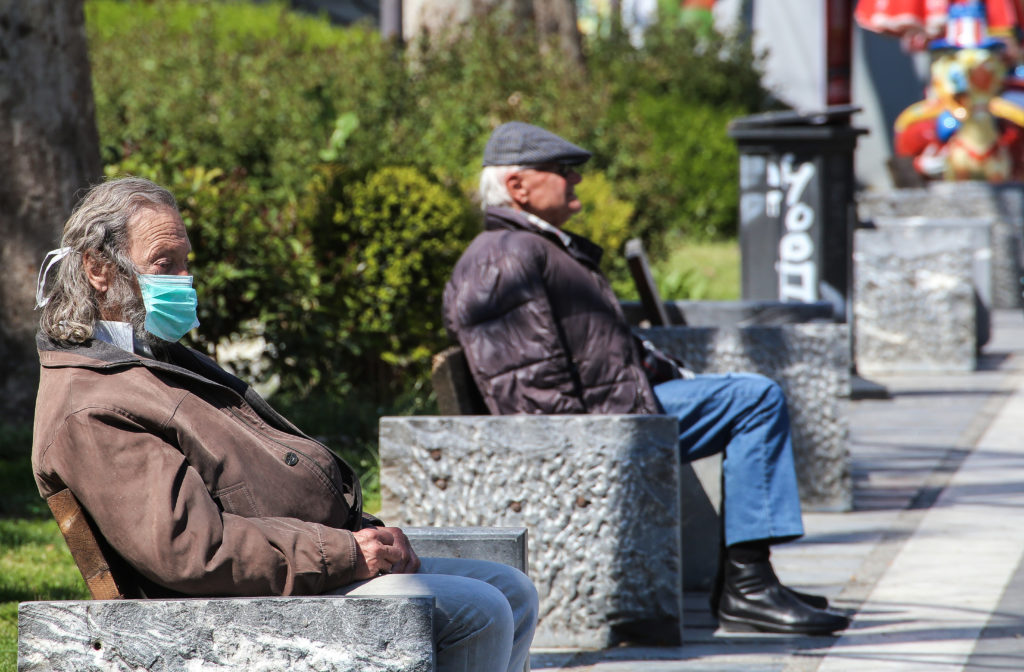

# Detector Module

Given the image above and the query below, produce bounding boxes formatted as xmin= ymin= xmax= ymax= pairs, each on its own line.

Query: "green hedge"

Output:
xmin=86 ymin=0 xmax=770 ymax=447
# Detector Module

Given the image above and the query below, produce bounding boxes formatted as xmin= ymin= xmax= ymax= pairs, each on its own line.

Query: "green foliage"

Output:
xmin=653 ymin=237 xmax=741 ymax=301
xmin=297 ymin=165 xmax=476 ymax=400
xmin=569 ymin=170 xmax=637 ymax=295
xmin=585 ymin=19 xmax=770 ymax=246
xmin=0 ymin=424 xmax=44 ymax=519
xmin=611 ymin=96 xmax=744 ymax=243
xmin=0 ymin=421 xmax=88 ymax=672
xmin=0 ymin=518 xmax=90 ymax=672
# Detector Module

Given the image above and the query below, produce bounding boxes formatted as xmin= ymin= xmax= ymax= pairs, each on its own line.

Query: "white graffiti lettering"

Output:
xmin=771 ymin=154 xmax=817 ymax=302
xmin=777 ymin=261 xmax=818 ymax=303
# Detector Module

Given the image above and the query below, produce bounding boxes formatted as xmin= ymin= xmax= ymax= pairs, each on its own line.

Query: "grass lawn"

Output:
xmin=653 ymin=237 xmax=741 ymax=301
xmin=0 ymin=424 xmax=88 ymax=672
xmin=0 ymin=519 xmax=89 ymax=672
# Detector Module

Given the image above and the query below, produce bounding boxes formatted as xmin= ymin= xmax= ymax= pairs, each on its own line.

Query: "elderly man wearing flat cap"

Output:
xmin=442 ymin=121 xmax=850 ymax=636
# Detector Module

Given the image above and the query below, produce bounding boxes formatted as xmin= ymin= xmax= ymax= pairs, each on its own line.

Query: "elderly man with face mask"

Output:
xmin=443 ymin=122 xmax=850 ymax=636
xmin=32 ymin=176 xmax=537 ymax=672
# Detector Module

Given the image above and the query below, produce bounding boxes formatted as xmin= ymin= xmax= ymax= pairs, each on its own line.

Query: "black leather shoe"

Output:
xmin=718 ymin=558 xmax=849 ymax=635
xmin=714 ymin=580 xmax=829 ymax=611
xmin=784 ymin=586 xmax=829 ymax=610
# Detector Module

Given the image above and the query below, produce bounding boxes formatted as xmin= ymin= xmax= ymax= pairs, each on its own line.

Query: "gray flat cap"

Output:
xmin=482 ymin=121 xmax=592 ymax=167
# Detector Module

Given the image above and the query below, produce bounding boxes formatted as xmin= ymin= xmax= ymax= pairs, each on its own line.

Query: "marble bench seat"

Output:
xmin=19 ymin=595 xmax=436 ymax=672
xmin=20 ymin=521 xmax=528 ymax=672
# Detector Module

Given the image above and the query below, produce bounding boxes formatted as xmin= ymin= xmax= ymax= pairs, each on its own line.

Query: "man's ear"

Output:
xmin=82 ymin=250 xmax=112 ymax=294
xmin=505 ymin=171 xmax=530 ymax=207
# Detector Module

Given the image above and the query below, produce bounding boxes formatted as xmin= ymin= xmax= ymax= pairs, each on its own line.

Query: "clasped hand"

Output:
xmin=353 ymin=526 xmax=420 ymax=580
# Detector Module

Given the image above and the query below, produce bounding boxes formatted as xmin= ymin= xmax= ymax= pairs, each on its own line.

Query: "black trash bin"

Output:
xmin=727 ymin=105 xmax=867 ymax=322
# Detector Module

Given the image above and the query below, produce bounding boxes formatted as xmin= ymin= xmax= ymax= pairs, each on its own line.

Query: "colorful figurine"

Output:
xmin=859 ymin=0 xmax=1024 ymax=182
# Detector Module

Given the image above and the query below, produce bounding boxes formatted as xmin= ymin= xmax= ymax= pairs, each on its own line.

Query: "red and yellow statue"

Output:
xmin=859 ymin=0 xmax=1024 ymax=181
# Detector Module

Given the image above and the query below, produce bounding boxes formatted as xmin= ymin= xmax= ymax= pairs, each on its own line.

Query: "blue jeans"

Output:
xmin=654 ymin=373 xmax=805 ymax=547
xmin=332 ymin=557 xmax=538 ymax=672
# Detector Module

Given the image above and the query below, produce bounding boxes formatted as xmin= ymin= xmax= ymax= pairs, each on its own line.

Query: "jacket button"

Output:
xmin=284 ymin=452 xmax=299 ymax=466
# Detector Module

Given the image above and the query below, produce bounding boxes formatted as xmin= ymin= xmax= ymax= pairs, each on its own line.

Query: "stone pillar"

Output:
xmin=379 ymin=415 xmax=682 ymax=648
xmin=853 ymin=226 xmax=977 ymax=374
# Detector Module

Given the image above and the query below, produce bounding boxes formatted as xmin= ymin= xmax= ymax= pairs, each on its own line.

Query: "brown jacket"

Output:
xmin=443 ymin=207 xmax=660 ymax=415
xmin=32 ymin=334 xmax=369 ymax=597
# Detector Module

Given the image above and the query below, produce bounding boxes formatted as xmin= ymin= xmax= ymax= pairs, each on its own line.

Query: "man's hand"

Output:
xmin=352 ymin=526 xmax=420 ymax=580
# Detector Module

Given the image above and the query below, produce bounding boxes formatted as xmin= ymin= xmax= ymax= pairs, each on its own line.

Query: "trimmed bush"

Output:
xmin=297 ymin=165 xmax=477 ymax=400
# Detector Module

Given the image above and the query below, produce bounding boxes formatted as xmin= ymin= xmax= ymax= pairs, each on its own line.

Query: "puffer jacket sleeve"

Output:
xmin=444 ymin=233 xmax=586 ymax=414
xmin=37 ymin=407 xmax=359 ymax=597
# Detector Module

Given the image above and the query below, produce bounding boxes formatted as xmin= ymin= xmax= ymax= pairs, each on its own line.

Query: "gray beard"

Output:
xmin=101 ymin=272 xmax=156 ymax=346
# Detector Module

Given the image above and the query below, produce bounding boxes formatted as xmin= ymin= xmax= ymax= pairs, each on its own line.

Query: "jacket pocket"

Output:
xmin=214 ymin=482 xmax=262 ymax=518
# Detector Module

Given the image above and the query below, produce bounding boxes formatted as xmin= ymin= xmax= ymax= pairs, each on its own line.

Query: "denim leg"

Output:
xmin=654 ymin=373 xmax=804 ymax=546
xmin=332 ymin=557 xmax=538 ymax=672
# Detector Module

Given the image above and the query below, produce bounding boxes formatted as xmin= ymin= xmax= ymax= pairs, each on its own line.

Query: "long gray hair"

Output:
xmin=39 ymin=177 xmax=178 ymax=343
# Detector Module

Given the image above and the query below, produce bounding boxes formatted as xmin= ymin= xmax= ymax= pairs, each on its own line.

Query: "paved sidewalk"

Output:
xmin=532 ymin=310 xmax=1024 ymax=672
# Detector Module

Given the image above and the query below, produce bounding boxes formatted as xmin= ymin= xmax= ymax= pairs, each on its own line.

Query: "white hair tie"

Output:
xmin=35 ymin=247 xmax=73 ymax=309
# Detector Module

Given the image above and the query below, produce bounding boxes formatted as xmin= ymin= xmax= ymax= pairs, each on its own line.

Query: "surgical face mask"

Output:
xmin=136 ymin=273 xmax=200 ymax=342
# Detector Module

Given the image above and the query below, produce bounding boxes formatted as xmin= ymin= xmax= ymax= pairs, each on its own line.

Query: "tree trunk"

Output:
xmin=0 ymin=0 xmax=101 ymax=423
xmin=407 ymin=0 xmax=583 ymax=67
xmin=531 ymin=0 xmax=584 ymax=67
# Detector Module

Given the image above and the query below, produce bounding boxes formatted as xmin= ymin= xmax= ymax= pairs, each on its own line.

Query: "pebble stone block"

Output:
xmin=379 ymin=415 xmax=682 ymax=649
xmin=870 ymin=215 xmax=993 ymax=348
xmin=641 ymin=324 xmax=852 ymax=512
xmin=857 ymin=182 xmax=1024 ymax=309
xmin=18 ymin=596 xmax=435 ymax=672
xmin=854 ymin=226 xmax=976 ymax=374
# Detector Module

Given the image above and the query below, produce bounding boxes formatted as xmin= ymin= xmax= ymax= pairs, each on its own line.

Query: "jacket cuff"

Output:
xmin=320 ymin=527 xmax=359 ymax=589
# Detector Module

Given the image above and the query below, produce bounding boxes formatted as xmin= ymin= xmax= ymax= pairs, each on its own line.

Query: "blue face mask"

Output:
xmin=137 ymin=274 xmax=200 ymax=342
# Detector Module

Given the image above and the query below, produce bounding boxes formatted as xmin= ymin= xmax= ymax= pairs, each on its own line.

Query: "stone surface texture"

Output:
xmin=870 ymin=215 xmax=993 ymax=348
xmin=620 ymin=300 xmax=836 ymax=328
xmin=18 ymin=596 xmax=435 ymax=672
xmin=854 ymin=226 xmax=977 ymax=375
xmin=405 ymin=527 xmax=528 ymax=572
xmin=379 ymin=415 xmax=682 ymax=649
xmin=641 ymin=324 xmax=852 ymax=512
xmin=857 ymin=182 xmax=1024 ymax=309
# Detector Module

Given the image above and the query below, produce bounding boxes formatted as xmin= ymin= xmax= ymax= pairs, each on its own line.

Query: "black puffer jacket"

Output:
xmin=443 ymin=207 xmax=660 ymax=415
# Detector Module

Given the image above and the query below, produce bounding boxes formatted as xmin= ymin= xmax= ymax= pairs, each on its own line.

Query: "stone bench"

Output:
xmin=869 ymin=215 xmax=993 ymax=350
xmin=19 ymin=595 xmax=436 ymax=672
xmin=379 ymin=415 xmax=683 ymax=649
xmin=22 ymin=487 xmax=529 ymax=671
xmin=853 ymin=225 xmax=977 ymax=374
xmin=857 ymin=181 xmax=1024 ymax=310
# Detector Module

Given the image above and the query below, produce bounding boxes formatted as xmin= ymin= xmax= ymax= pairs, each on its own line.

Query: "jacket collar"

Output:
xmin=484 ymin=206 xmax=605 ymax=268
xmin=37 ymin=332 xmax=302 ymax=437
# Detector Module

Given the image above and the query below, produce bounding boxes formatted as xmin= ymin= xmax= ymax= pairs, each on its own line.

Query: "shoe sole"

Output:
xmin=718 ymin=611 xmax=845 ymax=636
